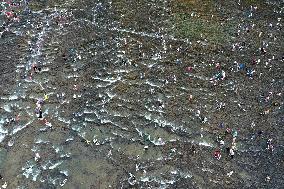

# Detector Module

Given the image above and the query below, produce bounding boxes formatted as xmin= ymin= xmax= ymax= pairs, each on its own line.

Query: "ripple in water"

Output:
xmin=0 ymin=0 xmax=283 ymax=188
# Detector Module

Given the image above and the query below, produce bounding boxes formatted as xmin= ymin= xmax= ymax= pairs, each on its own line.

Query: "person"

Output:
xmin=191 ymin=144 xmax=196 ymax=154
xmin=215 ymin=63 xmax=221 ymax=69
xmin=251 ymin=58 xmax=256 ymax=65
xmin=215 ymin=70 xmax=226 ymax=80
xmin=229 ymin=148 xmax=234 ymax=159
xmin=62 ymin=53 xmax=67 ymax=61
xmin=35 ymin=107 xmax=40 ymax=114
xmin=35 ymin=106 xmax=42 ymax=118
xmin=267 ymin=139 xmax=274 ymax=151
xmin=16 ymin=114 xmax=20 ymax=121
xmin=189 ymin=94 xmax=193 ymax=101
xmin=32 ymin=64 xmax=41 ymax=73
xmin=221 ymin=70 xmax=226 ymax=80
xmin=226 ymin=128 xmax=231 ymax=134
xmin=232 ymin=129 xmax=238 ymax=138
xmin=217 ymin=135 xmax=224 ymax=145
xmin=32 ymin=64 xmax=38 ymax=72
xmin=5 ymin=11 xmax=13 ymax=18
xmin=186 ymin=66 xmax=193 ymax=72
xmin=44 ymin=94 xmax=48 ymax=101
xmin=36 ymin=102 xmax=42 ymax=110
xmin=2 ymin=181 xmax=7 ymax=189
xmin=239 ymin=63 xmax=245 ymax=70
xmin=8 ymin=117 xmax=15 ymax=123
xmin=38 ymin=109 xmax=43 ymax=118
xmin=214 ymin=150 xmax=221 ymax=160
xmin=260 ymin=47 xmax=266 ymax=54
xmin=176 ymin=59 xmax=182 ymax=64
xmin=232 ymin=137 xmax=237 ymax=144
xmin=258 ymin=130 xmax=263 ymax=136
xmin=265 ymin=176 xmax=271 ymax=182
xmin=37 ymin=98 xmax=43 ymax=104
xmin=246 ymin=68 xmax=255 ymax=77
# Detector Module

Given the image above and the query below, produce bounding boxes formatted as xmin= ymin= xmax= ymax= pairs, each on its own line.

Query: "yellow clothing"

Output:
xmin=44 ymin=94 xmax=49 ymax=101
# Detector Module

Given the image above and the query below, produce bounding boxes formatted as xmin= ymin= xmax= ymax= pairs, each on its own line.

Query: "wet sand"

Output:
xmin=0 ymin=0 xmax=283 ymax=188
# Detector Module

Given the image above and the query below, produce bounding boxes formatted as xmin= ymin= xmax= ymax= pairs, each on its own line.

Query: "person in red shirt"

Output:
xmin=214 ymin=149 xmax=221 ymax=160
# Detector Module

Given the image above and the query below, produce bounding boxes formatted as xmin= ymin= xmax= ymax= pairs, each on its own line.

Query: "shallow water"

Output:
xmin=0 ymin=0 xmax=283 ymax=188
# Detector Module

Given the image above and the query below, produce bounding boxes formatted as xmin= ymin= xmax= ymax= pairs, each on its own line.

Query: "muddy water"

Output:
xmin=0 ymin=0 xmax=283 ymax=188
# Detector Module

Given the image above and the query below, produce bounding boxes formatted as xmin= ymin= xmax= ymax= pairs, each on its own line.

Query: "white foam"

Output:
xmin=35 ymin=138 xmax=50 ymax=144
xmin=145 ymin=80 xmax=162 ymax=87
xmin=66 ymin=137 xmax=74 ymax=142
xmin=58 ymin=117 xmax=71 ymax=124
xmin=84 ymin=117 xmax=96 ymax=122
xmin=83 ymin=109 xmax=96 ymax=114
xmin=1 ymin=94 xmax=18 ymax=100
xmin=0 ymin=123 xmax=8 ymax=142
xmin=9 ymin=94 xmax=19 ymax=100
xmin=140 ymin=176 xmax=150 ymax=182
xmin=199 ymin=141 xmax=214 ymax=147
xmin=3 ymin=104 xmax=11 ymax=112
xmin=60 ymin=153 xmax=71 ymax=158
xmin=109 ymin=27 xmax=191 ymax=44
xmin=152 ymin=138 xmax=165 ymax=146
xmin=60 ymin=179 xmax=68 ymax=186
xmin=41 ymin=67 xmax=50 ymax=72
xmin=16 ymin=64 xmax=26 ymax=68
xmin=67 ymin=74 xmax=79 ymax=78
xmin=113 ymin=69 xmax=131 ymax=73
xmin=12 ymin=120 xmax=33 ymax=135
xmin=171 ymin=170 xmax=177 ymax=175
xmin=60 ymin=170 xmax=69 ymax=176
xmin=0 ymin=133 xmax=7 ymax=143
xmin=49 ymin=161 xmax=63 ymax=170
xmin=22 ymin=162 xmax=41 ymax=181
xmin=106 ymin=91 xmax=116 ymax=98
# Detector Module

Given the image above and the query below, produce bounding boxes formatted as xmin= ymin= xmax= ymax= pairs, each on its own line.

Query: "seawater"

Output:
xmin=0 ymin=0 xmax=283 ymax=188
